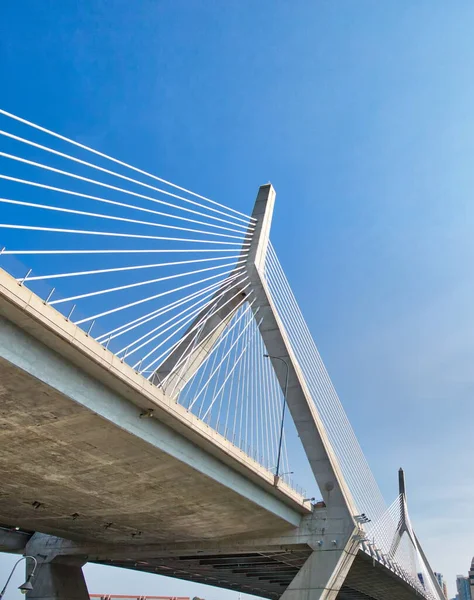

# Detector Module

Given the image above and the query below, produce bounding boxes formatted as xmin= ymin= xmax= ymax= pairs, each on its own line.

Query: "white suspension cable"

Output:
xmin=222 ymin=328 xmax=239 ymax=438
xmin=0 ymin=108 xmax=256 ymax=222
xmin=153 ymin=276 xmax=251 ymax=387
xmin=165 ymin=284 xmax=253 ymax=398
xmin=263 ymin=351 xmax=277 ymax=471
xmin=125 ymin=301 xmax=212 ymax=366
xmin=140 ymin=284 xmax=251 ymax=377
xmin=74 ymin=265 xmax=246 ymax=324
xmin=19 ymin=255 xmax=243 ymax=282
xmin=188 ymin=302 xmax=256 ymax=411
xmin=268 ymin=256 xmax=384 ymax=510
xmin=202 ymin=315 xmax=262 ymax=423
xmin=238 ymin=307 xmax=252 ymax=449
xmin=97 ymin=272 xmax=244 ymax=343
xmin=266 ymin=244 xmax=386 ymax=519
xmin=270 ymin=270 xmax=382 ymax=517
xmin=0 ymin=175 xmax=250 ymax=235
xmin=0 ymin=223 xmax=248 ymax=247
xmin=248 ymin=318 xmax=256 ymax=459
xmin=50 ymin=260 xmax=245 ymax=305
xmin=121 ymin=275 xmax=248 ymax=359
xmin=213 ymin=311 xmax=240 ymax=429
xmin=2 ymin=248 xmax=249 ymax=255
xmin=0 ymin=198 xmax=248 ymax=241
xmin=165 ymin=284 xmax=241 ymax=401
xmin=196 ymin=323 xmax=227 ymax=419
xmin=202 ymin=318 xmax=250 ymax=423
xmin=116 ymin=290 xmax=218 ymax=358
xmin=177 ymin=316 xmax=210 ymax=410
xmin=0 ymin=152 xmax=252 ymax=230
xmin=231 ymin=307 xmax=250 ymax=446
xmin=243 ymin=313 xmax=253 ymax=453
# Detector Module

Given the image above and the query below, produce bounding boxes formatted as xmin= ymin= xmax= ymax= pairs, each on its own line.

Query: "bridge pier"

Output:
xmin=25 ymin=534 xmax=89 ymax=600
xmin=26 ymin=561 xmax=89 ymax=600
xmin=280 ymin=542 xmax=358 ymax=600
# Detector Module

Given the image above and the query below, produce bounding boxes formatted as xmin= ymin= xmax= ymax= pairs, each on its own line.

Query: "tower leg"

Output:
xmin=281 ymin=536 xmax=358 ymax=600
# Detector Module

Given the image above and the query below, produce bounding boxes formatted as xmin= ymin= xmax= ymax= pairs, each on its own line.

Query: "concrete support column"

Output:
xmin=280 ymin=537 xmax=358 ymax=600
xmin=26 ymin=561 xmax=89 ymax=600
xmin=25 ymin=533 xmax=89 ymax=600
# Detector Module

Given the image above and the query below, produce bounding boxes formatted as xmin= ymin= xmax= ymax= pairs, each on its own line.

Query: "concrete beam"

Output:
xmin=14 ymin=511 xmax=350 ymax=562
xmin=0 ymin=527 xmax=31 ymax=553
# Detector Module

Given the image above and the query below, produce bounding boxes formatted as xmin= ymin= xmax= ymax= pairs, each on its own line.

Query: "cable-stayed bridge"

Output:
xmin=0 ymin=109 xmax=442 ymax=600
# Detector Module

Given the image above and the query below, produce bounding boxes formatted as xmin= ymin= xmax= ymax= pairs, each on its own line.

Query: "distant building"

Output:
xmin=418 ymin=571 xmax=448 ymax=597
xmin=469 ymin=557 xmax=474 ymax=599
xmin=435 ymin=573 xmax=445 ymax=595
xmin=443 ymin=581 xmax=449 ymax=599
xmin=456 ymin=574 xmax=472 ymax=600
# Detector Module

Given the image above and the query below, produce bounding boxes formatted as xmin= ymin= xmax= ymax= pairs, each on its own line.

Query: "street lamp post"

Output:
xmin=0 ymin=555 xmax=38 ymax=598
xmin=264 ymin=354 xmax=289 ymax=482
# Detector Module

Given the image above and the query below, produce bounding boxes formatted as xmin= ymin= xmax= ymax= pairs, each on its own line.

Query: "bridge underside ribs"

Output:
xmin=1 ymin=526 xmax=431 ymax=600
xmin=97 ymin=548 xmax=312 ymax=599
xmin=96 ymin=550 xmax=431 ymax=600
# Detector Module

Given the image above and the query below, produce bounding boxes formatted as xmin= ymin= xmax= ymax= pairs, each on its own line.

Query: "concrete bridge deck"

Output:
xmin=0 ymin=267 xmax=309 ymax=546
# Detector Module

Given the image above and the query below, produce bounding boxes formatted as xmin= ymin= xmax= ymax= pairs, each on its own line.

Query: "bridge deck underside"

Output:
xmin=0 ymin=356 xmax=295 ymax=544
xmin=97 ymin=548 xmax=313 ymax=599
xmin=96 ymin=551 xmax=426 ymax=600
xmin=342 ymin=552 xmax=427 ymax=600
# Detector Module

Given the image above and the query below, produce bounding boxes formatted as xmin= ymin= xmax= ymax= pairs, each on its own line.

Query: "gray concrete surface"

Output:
xmin=0 ymin=315 xmax=306 ymax=543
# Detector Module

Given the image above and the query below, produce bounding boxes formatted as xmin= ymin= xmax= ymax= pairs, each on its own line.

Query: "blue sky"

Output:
xmin=1 ymin=0 xmax=474 ymax=595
